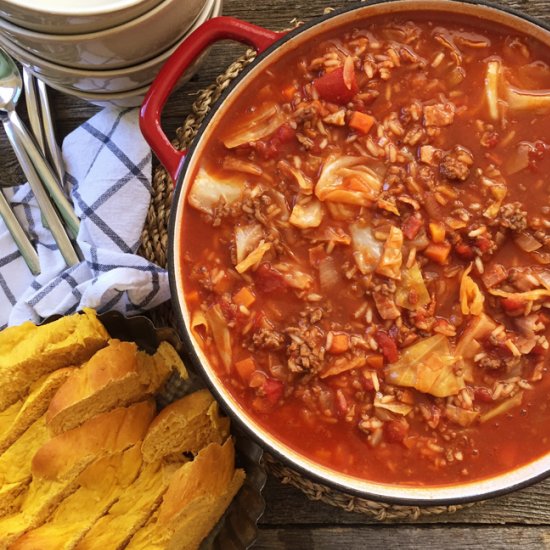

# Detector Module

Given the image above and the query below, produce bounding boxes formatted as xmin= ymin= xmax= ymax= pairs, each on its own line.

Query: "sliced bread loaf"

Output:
xmin=141 ymin=389 xmax=230 ymax=463
xmin=0 ymin=417 xmax=50 ymax=518
xmin=11 ymin=445 xmax=144 ymax=550
xmin=127 ymin=440 xmax=245 ymax=550
xmin=0 ymin=401 xmax=155 ymax=548
xmin=46 ymin=340 xmax=186 ymax=435
xmin=0 ymin=309 xmax=109 ymax=411
xmin=0 ymin=367 xmax=76 ymax=455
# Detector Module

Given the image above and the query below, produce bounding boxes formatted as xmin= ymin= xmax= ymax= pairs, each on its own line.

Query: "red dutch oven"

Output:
xmin=140 ymin=0 xmax=550 ymax=505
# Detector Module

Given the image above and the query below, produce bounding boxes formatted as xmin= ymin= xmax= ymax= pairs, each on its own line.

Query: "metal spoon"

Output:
xmin=0 ymin=49 xmax=79 ymax=267
xmin=0 ymin=49 xmax=79 ymax=240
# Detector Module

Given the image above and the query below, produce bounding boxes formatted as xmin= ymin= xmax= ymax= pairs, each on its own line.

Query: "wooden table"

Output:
xmin=2 ymin=0 xmax=550 ymax=547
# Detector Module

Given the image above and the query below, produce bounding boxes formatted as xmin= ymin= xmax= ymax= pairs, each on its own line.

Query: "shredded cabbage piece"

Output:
xmin=460 ymin=263 xmax=485 ymax=315
xmin=235 ymin=241 xmax=271 ymax=274
xmin=350 ymin=222 xmax=383 ymax=274
xmin=534 ymin=270 xmax=550 ymax=290
xmin=289 ymin=198 xmax=324 ymax=228
xmin=188 ymin=167 xmax=244 ymax=215
xmin=385 ymin=334 xmax=464 ymax=397
xmin=325 ymin=202 xmax=359 ymax=220
xmin=445 ymin=404 xmax=480 ymax=427
xmin=489 ymin=288 xmax=550 ymax=301
xmin=289 ymin=167 xmax=314 ymax=194
xmin=222 ymin=104 xmax=286 ymax=148
xmin=480 ymin=392 xmax=523 ymax=423
xmin=319 ymin=256 xmax=340 ymax=290
xmin=235 ymin=224 xmax=263 ymax=263
xmin=373 ymin=392 xmax=413 ymax=416
xmin=455 ymin=313 xmax=497 ymax=382
xmin=320 ymin=355 xmax=367 ymax=379
xmin=376 ymin=226 xmax=403 ymax=280
xmin=190 ymin=310 xmax=209 ymax=341
xmin=395 ymin=262 xmax=431 ymax=310
xmin=485 ymin=60 xmax=501 ymax=120
xmin=204 ymin=304 xmax=232 ymax=372
xmin=483 ymin=180 xmax=507 ymax=219
xmin=315 ymin=156 xmax=382 ymax=206
xmin=275 ymin=262 xmax=313 ymax=290
xmin=506 ymin=86 xmax=550 ymax=114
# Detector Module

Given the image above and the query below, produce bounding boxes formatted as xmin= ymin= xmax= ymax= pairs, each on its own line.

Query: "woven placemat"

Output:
xmin=138 ymin=47 xmax=474 ymax=520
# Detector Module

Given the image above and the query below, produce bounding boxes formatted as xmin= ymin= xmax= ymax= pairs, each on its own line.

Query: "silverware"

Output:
xmin=23 ymin=68 xmax=45 ymax=154
xmin=37 ymin=79 xmax=66 ymax=186
xmin=0 ymin=49 xmax=80 ymax=267
xmin=0 ymin=189 xmax=40 ymax=275
xmin=23 ymin=69 xmax=65 ymax=186
xmin=0 ymin=51 xmax=79 ymax=239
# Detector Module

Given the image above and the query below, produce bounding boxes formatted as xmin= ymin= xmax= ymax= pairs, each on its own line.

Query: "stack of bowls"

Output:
xmin=0 ymin=0 xmax=222 ymax=106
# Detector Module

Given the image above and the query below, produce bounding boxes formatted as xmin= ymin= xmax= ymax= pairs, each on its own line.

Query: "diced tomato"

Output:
xmin=501 ymin=296 xmax=526 ymax=313
xmin=254 ymin=262 xmax=288 ymax=293
xmin=455 ymin=241 xmax=475 ymax=260
xmin=375 ymin=331 xmax=399 ymax=363
xmin=313 ymin=66 xmax=358 ymax=104
xmin=476 ymin=236 xmax=493 ymax=253
xmin=275 ymin=123 xmax=296 ymax=144
xmin=474 ymin=386 xmax=493 ymax=403
xmin=402 ymin=215 xmax=423 ymax=240
xmin=384 ymin=419 xmax=410 ymax=444
xmin=262 ymin=378 xmax=284 ymax=405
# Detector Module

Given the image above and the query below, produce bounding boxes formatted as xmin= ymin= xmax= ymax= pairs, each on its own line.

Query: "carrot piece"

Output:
xmin=365 ymin=354 xmax=384 ymax=370
xmin=348 ymin=111 xmax=375 ymax=134
xmin=424 ymin=241 xmax=452 ymax=264
xmin=328 ymin=332 xmax=350 ymax=354
xmin=233 ymin=287 xmax=256 ymax=308
xmin=428 ymin=221 xmax=446 ymax=243
xmin=282 ymin=84 xmax=297 ymax=101
xmin=235 ymin=357 xmax=256 ymax=382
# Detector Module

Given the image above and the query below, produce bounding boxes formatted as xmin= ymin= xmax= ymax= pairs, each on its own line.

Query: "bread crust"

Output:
xmin=141 ymin=389 xmax=230 ymax=463
xmin=0 ymin=309 xmax=109 ymax=411
xmin=46 ymin=341 xmax=181 ymax=435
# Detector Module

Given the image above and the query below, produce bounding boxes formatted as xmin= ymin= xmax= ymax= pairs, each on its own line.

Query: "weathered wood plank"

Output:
xmin=260 ymin=476 xmax=550 ymax=526
xmin=254 ymin=526 xmax=550 ymax=549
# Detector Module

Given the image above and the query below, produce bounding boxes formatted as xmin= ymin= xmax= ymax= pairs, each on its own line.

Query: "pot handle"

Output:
xmin=140 ymin=16 xmax=285 ymax=182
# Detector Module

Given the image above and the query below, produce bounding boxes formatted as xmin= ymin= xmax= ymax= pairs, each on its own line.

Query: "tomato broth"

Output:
xmin=180 ymin=12 xmax=550 ymax=485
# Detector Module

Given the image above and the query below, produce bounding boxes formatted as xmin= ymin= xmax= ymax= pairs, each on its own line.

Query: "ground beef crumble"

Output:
xmin=251 ymin=328 xmax=285 ymax=351
xmin=498 ymin=202 xmax=528 ymax=232
xmin=285 ymin=323 xmax=325 ymax=374
xmin=440 ymin=152 xmax=471 ymax=182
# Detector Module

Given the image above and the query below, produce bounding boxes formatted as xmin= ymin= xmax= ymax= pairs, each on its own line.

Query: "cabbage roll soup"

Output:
xmin=180 ymin=12 xmax=550 ymax=485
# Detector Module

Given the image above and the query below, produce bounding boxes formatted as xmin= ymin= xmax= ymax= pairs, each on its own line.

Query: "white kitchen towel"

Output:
xmin=0 ymin=107 xmax=170 ymax=329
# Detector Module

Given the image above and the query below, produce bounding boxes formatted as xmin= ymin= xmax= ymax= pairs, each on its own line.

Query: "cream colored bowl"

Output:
xmin=45 ymin=82 xmax=150 ymax=108
xmin=0 ymin=0 xmax=163 ymax=35
xmin=0 ymin=0 xmax=206 ymax=70
xmin=0 ymin=0 xmax=218 ymax=95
